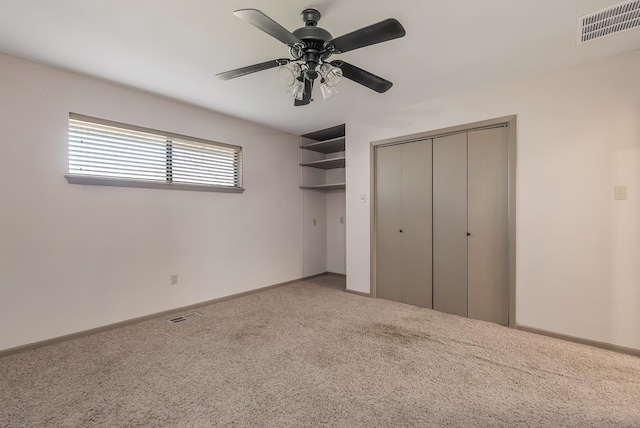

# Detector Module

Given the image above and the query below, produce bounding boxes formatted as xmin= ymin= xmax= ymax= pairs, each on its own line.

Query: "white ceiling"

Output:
xmin=1 ymin=0 xmax=639 ymax=135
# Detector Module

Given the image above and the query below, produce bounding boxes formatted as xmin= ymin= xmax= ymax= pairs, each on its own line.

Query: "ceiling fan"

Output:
xmin=216 ymin=8 xmax=406 ymax=106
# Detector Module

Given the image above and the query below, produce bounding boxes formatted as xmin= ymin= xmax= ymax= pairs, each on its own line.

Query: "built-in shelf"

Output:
xmin=299 ymin=157 xmax=346 ymax=170
xmin=299 ymin=136 xmax=345 ymax=154
xmin=300 ymin=125 xmax=345 ymax=192
xmin=299 ymin=183 xmax=346 ymax=190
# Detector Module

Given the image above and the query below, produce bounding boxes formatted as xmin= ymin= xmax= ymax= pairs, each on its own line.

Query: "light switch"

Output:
xmin=614 ymin=185 xmax=627 ymax=200
xmin=360 ymin=194 xmax=366 ymax=203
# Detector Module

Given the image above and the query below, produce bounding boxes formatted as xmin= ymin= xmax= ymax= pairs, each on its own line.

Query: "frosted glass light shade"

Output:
xmin=319 ymin=63 xmax=343 ymax=87
xmin=278 ymin=66 xmax=296 ymax=86
xmin=287 ymin=80 xmax=305 ymax=100
xmin=279 ymin=63 xmax=302 ymax=87
xmin=320 ymin=83 xmax=339 ymax=101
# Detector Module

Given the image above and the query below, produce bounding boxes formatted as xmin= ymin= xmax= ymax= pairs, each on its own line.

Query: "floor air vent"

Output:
xmin=168 ymin=312 xmax=202 ymax=324
xmin=577 ymin=0 xmax=640 ymax=44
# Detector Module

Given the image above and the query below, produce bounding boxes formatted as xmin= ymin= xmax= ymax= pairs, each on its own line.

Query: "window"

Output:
xmin=65 ymin=114 xmax=243 ymax=193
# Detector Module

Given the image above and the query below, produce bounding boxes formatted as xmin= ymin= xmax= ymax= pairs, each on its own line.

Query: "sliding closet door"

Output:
xmin=432 ymin=133 xmax=468 ymax=317
xmin=376 ymin=144 xmax=403 ymax=303
xmin=467 ymin=127 xmax=509 ymax=325
xmin=401 ymin=140 xmax=432 ymax=308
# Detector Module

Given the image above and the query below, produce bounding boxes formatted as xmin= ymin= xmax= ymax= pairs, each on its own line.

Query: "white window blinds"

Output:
xmin=67 ymin=114 xmax=243 ymax=191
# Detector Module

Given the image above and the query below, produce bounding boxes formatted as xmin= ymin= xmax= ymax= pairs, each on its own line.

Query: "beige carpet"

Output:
xmin=1 ymin=274 xmax=639 ymax=427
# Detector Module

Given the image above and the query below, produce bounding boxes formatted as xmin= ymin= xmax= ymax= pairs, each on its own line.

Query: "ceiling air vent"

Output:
xmin=168 ymin=312 xmax=202 ymax=324
xmin=577 ymin=0 xmax=640 ymax=44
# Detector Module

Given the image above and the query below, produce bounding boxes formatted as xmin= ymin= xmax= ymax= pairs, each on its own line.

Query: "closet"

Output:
xmin=374 ymin=124 xmax=510 ymax=326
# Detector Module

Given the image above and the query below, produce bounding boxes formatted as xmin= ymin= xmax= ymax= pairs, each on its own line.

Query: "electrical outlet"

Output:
xmin=170 ymin=274 xmax=178 ymax=285
xmin=614 ymin=185 xmax=627 ymax=200
xmin=360 ymin=194 xmax=366 ymax=203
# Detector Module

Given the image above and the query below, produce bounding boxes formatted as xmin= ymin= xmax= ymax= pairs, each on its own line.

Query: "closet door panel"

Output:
xmin=401 ymin=139 xmax=433 ymax=308
xmin=375 ymin=144 xmax=403 ymax=303
xmin=433 ymin=134 xmax=468 ymax=317
xmin=468 ymin=127 xmax=509 ymax=325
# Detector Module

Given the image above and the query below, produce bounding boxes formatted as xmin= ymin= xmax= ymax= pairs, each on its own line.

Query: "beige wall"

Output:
xmin=0 ymin=53 xmax=303 ymax=352
xmin=346 ymin=49 xmax=640 ymax=350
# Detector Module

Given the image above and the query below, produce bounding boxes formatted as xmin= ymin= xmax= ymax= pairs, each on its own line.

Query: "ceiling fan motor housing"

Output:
xmin=294 ymin=8 xmax=332 ymax=45
xmin=292 ymin=9 xmax=333 ymax=74
xmin=292 ymin=26 xmax=332 ymax=43
xmin=292 ymin=27 xmax=332 ymax=45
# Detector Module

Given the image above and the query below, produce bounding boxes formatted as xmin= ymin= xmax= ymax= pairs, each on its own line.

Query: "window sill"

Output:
xmin=65 ymin=175 xmax=245 ymax=194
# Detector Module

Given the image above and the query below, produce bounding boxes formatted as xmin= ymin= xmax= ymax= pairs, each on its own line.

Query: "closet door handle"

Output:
xmin=467 ymin=232 xmax=471 ymax=236
xmin=399 ymin=229 xmax=403 ymax=233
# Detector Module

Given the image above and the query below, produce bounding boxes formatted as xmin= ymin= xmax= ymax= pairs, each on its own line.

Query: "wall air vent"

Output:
xmin=168 ymin=312 xmax=202 ymax=324
xmin=577 ymin=0 xmax=640 ymax=44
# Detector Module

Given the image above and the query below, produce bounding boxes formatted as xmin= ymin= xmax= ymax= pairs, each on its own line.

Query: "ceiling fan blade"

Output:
xmin=331 ymin=61 xmax=393 ymax=93
xmin=216 ymin=59 xmax=289 ymax=81
xmin=328 ymin=18 xmax=406 ymax=53
xmin=234 ymin=9 xmax=304 ymax=46
xmin=294 ymin=79 xmax=314 ymax=106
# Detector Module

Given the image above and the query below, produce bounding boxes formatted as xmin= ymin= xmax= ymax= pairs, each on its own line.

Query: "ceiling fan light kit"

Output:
xmin=216 ymin=8 xmax=406 ymax=106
